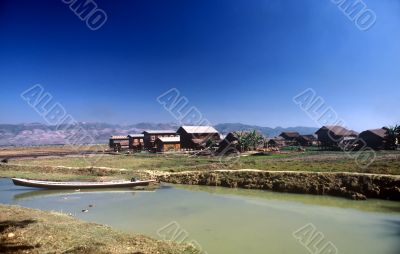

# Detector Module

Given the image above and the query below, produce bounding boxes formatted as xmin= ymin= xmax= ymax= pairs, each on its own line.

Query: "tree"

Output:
xmin=248 ymin=130 xmax=264 ymax=150
xmin=234 ymin=130 xmax=265 ymax=152
xmin=383 ymin=125 xmax=400 ymax=150
xmin=234 ymin=131 xmax=248 ymax=152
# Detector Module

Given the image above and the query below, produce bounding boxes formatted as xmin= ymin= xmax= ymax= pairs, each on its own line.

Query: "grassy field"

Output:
xmin=1 ymin=149 xmax=399 ymax=181
xmin=0 ymin=145 xmax=107 ymax=158
xmin=0 ymin=204 xmax=198 ymax=254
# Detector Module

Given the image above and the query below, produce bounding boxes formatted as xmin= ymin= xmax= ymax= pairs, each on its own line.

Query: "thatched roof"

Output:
xmin=315 ymin=125 xmax=358 ymax=137
xmin=360 ymin=128 xmax=387 ymax=139
xmin=279 ymin=132 xmax=300 ymax=139
xmin=269 ymin=136 xmax=285 ymax=141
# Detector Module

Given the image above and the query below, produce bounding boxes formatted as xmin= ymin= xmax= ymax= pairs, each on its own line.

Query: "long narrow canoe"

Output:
xmin=11 ymin=178 xmax=156 ymax=189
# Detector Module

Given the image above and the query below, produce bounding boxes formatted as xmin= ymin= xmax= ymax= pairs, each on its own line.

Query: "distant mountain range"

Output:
xmin=0 ymin=122 xmax=318 ymax=146
xmin=215 ymin=123 xmax=318 ymax=137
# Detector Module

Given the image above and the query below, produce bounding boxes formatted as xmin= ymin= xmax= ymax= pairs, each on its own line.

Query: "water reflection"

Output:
xmin=13 ymin=188 xmax=157 ymax=200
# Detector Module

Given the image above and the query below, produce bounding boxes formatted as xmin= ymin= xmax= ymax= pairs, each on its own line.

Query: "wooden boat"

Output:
xmin=11 ymin=178 xmax=156 ymax=189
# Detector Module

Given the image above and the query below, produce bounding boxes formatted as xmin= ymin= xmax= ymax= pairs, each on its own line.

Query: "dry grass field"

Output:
xmin=1 ymin=146 xmax=399 ymax=181
xmin=0 ymin=145 xmax=107 ymax=159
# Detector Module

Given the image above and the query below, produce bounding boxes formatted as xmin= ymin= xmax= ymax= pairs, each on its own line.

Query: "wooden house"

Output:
xmin=142 ymin=130 xmax=178 ymax=151
xmin=267 ymin=136 xmax=286 ymax=147
xmin=279 ymin=132 xmax=300 ymax=146
xmin=315 ymin=125 xmax=358 ymax=149
xmin=109 ymin=136 xmax=129 ymax=152
xmin=176 ymin=126 xmax=220 ymax=150
xmin=358 ymin=128 xmax=387 ymax=150
xmin=296 ymin=134 xmax=317 ymax=146
xmin=128 ymin=134 xmax=144 ymax=151
xmin=155 ymin=136 xmax=181 ymax=152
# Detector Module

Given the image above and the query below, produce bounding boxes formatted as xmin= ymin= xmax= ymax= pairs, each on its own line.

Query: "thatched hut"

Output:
xmin=315 ymin=125 xmax=358 ymax=149
xmin=358 ymin=128 xmax=387 ymax=150
xmin=279 ymin=132 xmax=300 ymax=146
xmin=296 ymin=134 xmax=317 ymax=146
xmin=267 ymin=136 xmax=286 ymax=147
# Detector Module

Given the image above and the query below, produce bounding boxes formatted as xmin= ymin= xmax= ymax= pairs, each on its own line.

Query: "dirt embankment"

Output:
xmin=0 ymin=205 xmax=198 ymax=254
xmin=157 ymin=170 xmax=400 ymax=200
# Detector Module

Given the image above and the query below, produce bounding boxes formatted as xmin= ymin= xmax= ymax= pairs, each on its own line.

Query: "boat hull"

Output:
xmin=11 ymin=178 xmax=156 ymax=189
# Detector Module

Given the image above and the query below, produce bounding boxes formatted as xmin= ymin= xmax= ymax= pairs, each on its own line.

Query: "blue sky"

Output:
xmin=0 ymin=0 xmax=399 ymax=131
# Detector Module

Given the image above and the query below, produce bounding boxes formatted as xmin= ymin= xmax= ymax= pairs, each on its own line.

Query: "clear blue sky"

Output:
xmin=0 ymin=0 xmax=399 ymax=131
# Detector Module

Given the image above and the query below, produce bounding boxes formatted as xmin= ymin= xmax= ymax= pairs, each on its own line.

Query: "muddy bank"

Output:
xmin=157 ymin=170 xmax=400 ymax=200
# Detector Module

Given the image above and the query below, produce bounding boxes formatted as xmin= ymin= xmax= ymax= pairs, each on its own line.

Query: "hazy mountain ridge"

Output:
xmin=0 ymin=123 xmax=317 ymax=146
xmin=0 ymin=122 xmax=180 ymax=146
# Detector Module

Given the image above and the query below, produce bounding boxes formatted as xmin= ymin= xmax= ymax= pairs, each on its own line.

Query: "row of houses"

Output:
xmin=110 ymin=125 xmax=397 ymax=153
xmin=265 ymin=126 xmax=395 ymax=150
xmin=109 ymin=126 xmax=220 ymax=152
xmin=267 ymin=132 xmax=318 ymax=147
xmin=315 ymin=125 xmax=392 ymax=150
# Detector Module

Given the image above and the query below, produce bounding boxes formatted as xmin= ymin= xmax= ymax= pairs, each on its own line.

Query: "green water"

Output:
xmin=1 ymin=178 xmax=399 ymax=254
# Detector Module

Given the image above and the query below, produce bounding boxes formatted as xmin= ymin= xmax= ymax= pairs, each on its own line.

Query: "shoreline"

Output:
xmin=0 ymin=204 xmax=198 ymax=254
xmin=156 ymin=170 xmax=400 ymax=200
xmin=1 ymin=161 xmax=400 ymax=201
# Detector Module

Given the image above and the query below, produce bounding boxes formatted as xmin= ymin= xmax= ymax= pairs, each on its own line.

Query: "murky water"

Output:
xmin=1 ymin=178 xmax=399 ymax=254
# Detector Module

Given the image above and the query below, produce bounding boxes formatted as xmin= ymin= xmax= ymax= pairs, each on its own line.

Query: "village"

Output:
xmin=1 ymin=1 xmax=399 ymax=253
xmin=108 ymin=124 xmax=400 ymax=154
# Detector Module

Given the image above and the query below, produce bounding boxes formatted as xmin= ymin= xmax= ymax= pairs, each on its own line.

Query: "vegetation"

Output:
xmin=234 ymin=130 xmax=265 ymax=151
xmin=1 ymin=150 xmax=399 ymax=181
xmin=384 ymin=125 xmax=400 ymax=150
xmin=0 ymin=145 xmax=107 ymax=158
xmin=0 ymin=204 xmax=199 ymax=254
